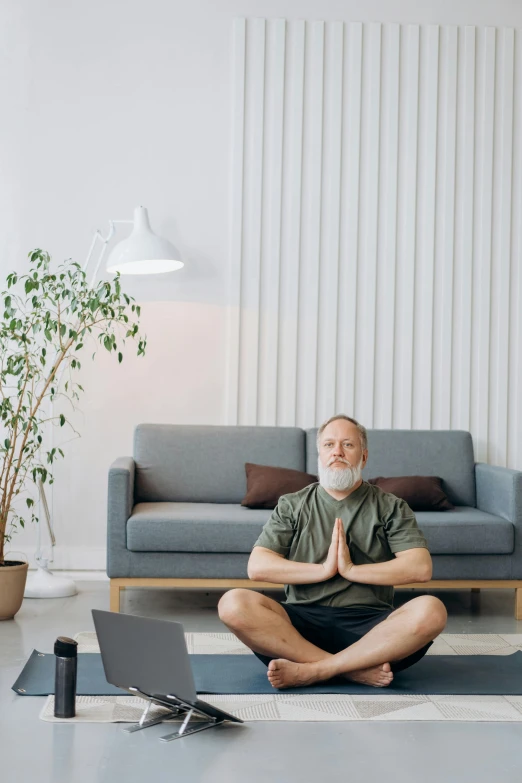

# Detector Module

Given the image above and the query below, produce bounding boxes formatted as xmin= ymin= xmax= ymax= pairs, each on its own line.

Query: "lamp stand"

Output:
xmin=24 ymin=479 xmax=77 ymax=599
xmin=24 ymin=562 xmax=77 ymax=599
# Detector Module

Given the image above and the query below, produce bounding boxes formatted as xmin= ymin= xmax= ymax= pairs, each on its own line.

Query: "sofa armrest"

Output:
xmin=475 ymin=463 xmax=522 ymax=523
xmin=107 ymin=457 xmax=135 ymax=577
xmin=476 ymin=462 xmax=522 ymax=579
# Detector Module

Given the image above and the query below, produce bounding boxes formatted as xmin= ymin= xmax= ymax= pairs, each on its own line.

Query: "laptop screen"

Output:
xmin=92 ymin=610 xmax=197 ymax=704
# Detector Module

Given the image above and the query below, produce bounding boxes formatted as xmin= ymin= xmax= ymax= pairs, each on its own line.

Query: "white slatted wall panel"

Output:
xmin=227 ymin=19 xmax=522 ymax=469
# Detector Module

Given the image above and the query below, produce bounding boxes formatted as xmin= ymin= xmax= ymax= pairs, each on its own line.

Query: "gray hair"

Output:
xmin=316 ymin=414 xmax=368 ymax=452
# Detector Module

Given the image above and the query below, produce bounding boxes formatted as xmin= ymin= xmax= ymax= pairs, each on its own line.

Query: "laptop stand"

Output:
xmin=124 ymin=687 xmax=226 ymax=741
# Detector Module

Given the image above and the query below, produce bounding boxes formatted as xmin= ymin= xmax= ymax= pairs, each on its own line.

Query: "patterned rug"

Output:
xmin=39 ymin=632 xmax=522 ymax=723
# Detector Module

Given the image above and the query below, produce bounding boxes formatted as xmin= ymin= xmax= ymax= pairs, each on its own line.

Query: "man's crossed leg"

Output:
xmin=218 ymin=589 xmax=447 ymax=689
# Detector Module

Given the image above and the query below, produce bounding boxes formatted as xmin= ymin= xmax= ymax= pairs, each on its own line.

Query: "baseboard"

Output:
xmin=17 ymin=546 xmax=106 ymax=571
xmin=35 ymin=570 xmax=109 ymax=581
xmin=26 ymin=569 xmax=109 ymax=581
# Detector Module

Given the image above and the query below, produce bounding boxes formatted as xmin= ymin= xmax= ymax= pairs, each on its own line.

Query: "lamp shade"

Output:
xmin=106 ymin=206 xmax=184 ymax=275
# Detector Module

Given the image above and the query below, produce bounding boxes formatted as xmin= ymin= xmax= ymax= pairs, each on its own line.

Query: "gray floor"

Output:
xmin=2 ymin=583 xmax=522 ymax=783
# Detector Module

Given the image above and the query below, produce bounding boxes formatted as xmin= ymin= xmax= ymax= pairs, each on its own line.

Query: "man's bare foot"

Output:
xmin=266 ymin=659 xmax=395 ymax=689
xmin=267 ymin=659 xmax=323 ymax=689
xmin=343 ymin=661 xmax=394 ymax=688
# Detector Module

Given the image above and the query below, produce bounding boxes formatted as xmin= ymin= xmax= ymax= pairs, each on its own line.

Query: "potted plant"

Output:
xmin=0 ymin=249 xmax=146 ymax=619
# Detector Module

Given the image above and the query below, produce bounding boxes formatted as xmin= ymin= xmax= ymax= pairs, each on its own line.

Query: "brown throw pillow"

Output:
xmin=241 ymin=463 xmax=318 ymax=510
xmin=367 ymin=476 xmax=454 ymax=511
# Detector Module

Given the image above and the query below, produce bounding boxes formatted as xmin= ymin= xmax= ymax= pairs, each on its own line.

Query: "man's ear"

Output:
xmin=362 ymin=450 xmax=369 ymax=469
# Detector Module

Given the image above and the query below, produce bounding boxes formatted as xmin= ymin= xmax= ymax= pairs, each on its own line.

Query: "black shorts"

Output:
xmin=253 ymin=602 xmax=433 ymax=674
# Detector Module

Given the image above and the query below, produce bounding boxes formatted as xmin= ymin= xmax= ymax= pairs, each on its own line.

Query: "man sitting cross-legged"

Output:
xmin=218 ymin=414 xmax=448 ymax=690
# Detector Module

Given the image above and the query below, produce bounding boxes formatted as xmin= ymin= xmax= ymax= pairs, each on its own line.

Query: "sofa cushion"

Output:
xmin=241 ymin=463 xmax=318 ymax=509
xmin=127 ymin=503 xmax=270 ymax=553
xmin=306 ymin=429 xmax=476 ymax=506
xmin=133 ymin=424 xmax=306 ymax=504
xmin=126 ymin=503 xmax=513 ymax=556
xmin=367 ymin=476 xmax=454 ymax=511
xmin=416 ymin=508 xmax=514 ymax=554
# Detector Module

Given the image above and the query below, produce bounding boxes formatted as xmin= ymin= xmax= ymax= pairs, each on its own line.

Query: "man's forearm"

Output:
xmin=249 ymin=557 xmax=329 ymax=585
xmin=347 ymin=558 xmax=429 ymax=586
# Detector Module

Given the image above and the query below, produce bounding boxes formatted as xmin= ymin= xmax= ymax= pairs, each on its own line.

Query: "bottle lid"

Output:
xmin=54 ymin=636 xmax=78 ymax=657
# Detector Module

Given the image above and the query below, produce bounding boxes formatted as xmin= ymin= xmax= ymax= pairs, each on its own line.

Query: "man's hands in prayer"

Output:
xmin=336 ymin=517 xmax=355 ymax=580
xmin=320 ymin=518 xmax=355 ymax=581
xmin=319 ymin=517 xmax=339 ymax=579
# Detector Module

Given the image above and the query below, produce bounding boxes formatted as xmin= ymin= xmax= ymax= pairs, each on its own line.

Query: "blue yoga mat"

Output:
xmin=11 ymin=650 xmax=522 ymax=696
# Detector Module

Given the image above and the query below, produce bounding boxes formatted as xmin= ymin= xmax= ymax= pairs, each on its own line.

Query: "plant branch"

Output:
xmin=0 ymin=250 xmax=146 ymax=560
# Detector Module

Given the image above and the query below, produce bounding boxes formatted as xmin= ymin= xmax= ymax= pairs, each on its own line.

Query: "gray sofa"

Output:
xmin=107 ymin=424 xmax=522 ymax=616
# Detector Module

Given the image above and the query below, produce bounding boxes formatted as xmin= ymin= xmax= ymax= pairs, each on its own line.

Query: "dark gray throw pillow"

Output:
xmin=241 ymin=463 xmax=318 ymax=510
xmin=367 ymin=476 xmax=454 ymax=511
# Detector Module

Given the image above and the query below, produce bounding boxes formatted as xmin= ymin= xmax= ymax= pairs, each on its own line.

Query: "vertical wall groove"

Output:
xmin=296 ymin=20 xmax=325 ymax=425
xmin=432 ymin=25 xmax=458 ymax=431
xmin=490 ymin=28 xmax=514 ymax=466
xmin=316 ymin=21 xmax=344 ymax=424
xmin=236 ymin=18 xmax=266 ymax=425
xmin=225 ymin=18 xmax=246 ymax=425
xmin=393 ymin=25 xmax=420 ymax=429
xmin=355 ymin=22 xmax=382 ymax=427
xmin=336 ymin=22 xmax=363 ymax=421
xmin=452 ymin=26 xmax=476 ymax=433
xmin=258 ymin=19 xmax=286 ymax=425
xmin=277 ymin=20 xmax=305 ymax=426
xmin=471 ymin=27 xmax=496 ymax=462
xmin=412 ymin=24 xmax=439 ymax=429
xmin=229 ymin=18 xmax=522 ymax=470
xmin=374 ymin=23 xmax=400 ymax=428
xmin=508 ymin=30 xmax=522 ymax=468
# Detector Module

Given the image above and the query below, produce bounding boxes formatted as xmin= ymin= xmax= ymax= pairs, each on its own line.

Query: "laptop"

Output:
xmin=91 ymin=609 xmax=243 ymax=739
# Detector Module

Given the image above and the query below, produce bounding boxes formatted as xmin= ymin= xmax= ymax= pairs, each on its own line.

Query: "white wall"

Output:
xmin=1 ymin=0 xmax=521 ymax=569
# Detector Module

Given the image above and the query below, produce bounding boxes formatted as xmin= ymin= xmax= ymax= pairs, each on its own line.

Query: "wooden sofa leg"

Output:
xmin=516 ymin=587 xmax=522 ymax=621
xmin=110 ymin=581 xmax=121 ymax=613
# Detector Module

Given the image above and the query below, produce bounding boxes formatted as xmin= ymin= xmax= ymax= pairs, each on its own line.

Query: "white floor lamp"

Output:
xmin=24 ymin=206 xmax=183 ymax=598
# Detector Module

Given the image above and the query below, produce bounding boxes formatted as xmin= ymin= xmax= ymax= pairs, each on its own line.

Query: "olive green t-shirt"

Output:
xmin=253 ymin=481 xmax=429 ymax=611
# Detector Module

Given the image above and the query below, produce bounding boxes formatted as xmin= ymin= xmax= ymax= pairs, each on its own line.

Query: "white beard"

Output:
xmin=318 ymin=456 xmax=364 ymax=491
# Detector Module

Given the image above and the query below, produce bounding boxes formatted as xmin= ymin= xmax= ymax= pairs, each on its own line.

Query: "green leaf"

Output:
xmin=75 ymin=343 xmax=83 ymax=351
xmin=118 ymin=352 xmax=122 ymax=363
xmin=59 ymin=414 xmax=65 ymax=426
xmin=4 ymin=439 xmax=10 ymax=449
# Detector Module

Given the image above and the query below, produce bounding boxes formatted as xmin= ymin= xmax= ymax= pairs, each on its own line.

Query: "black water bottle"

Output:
xmin=54 ymin=636 xmax=78 ymax=718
